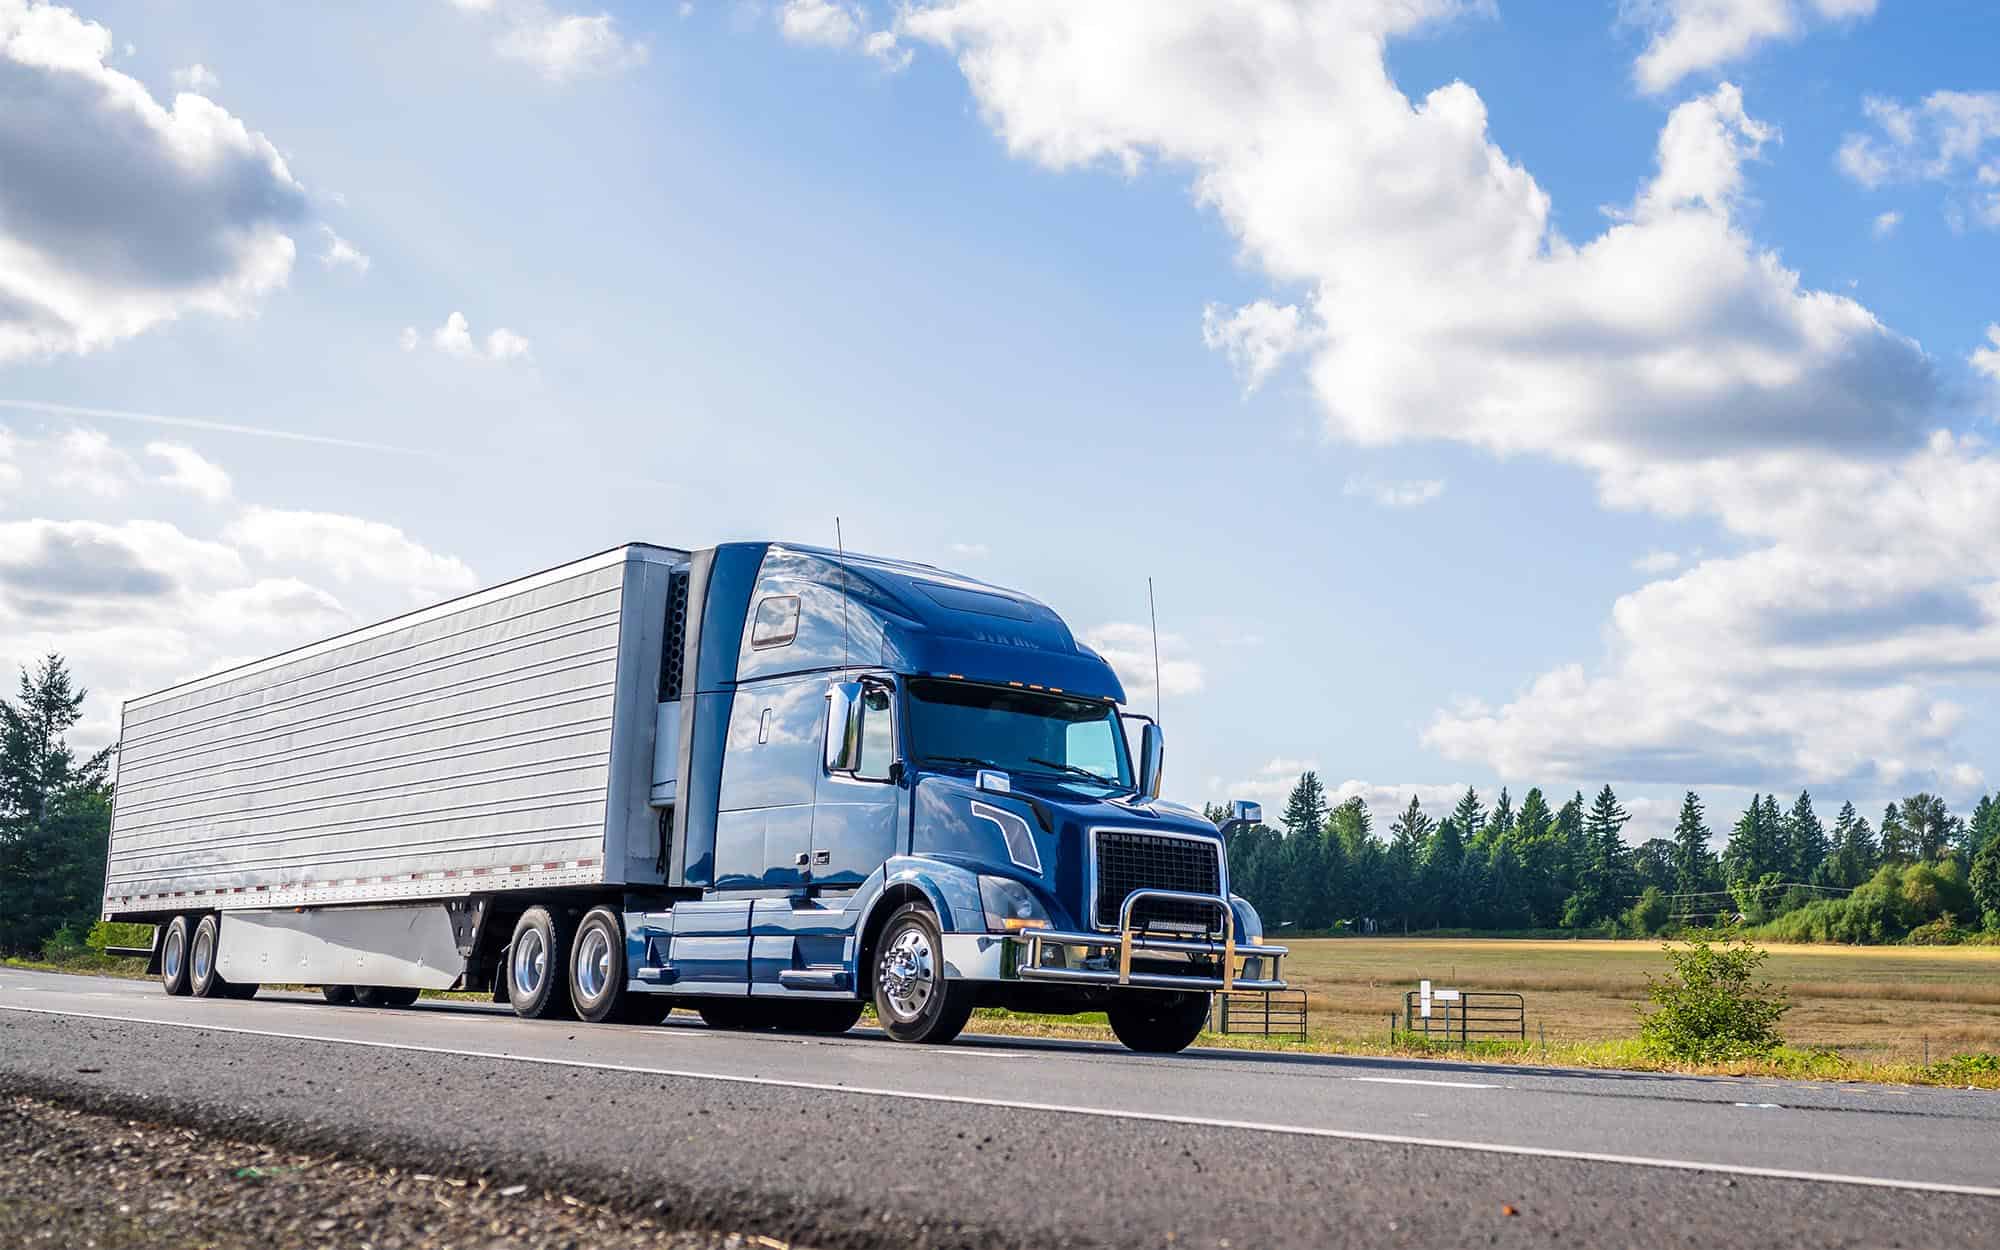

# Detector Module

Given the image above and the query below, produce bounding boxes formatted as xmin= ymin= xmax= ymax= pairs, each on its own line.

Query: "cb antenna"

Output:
xmin=836 ymin=516 xmax=851 ymax=676
xmin=1147 ymin=576 xmax=1162 ymax=723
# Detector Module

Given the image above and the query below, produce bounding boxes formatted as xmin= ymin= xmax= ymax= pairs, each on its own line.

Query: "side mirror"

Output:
xmin=1136 ymin=722 xmax=1165 ymax=801
xmin=1218 ymin=799 xmax=1261 ymax=846
xmin=825 ymin=681 xmax=864 ymax=772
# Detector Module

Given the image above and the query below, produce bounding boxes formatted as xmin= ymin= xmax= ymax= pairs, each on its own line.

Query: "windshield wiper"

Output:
xmin=1027 ymin=757 xmax=1120 ymax=787
xmin=917 ymin=754 xmax=1001 ymax=771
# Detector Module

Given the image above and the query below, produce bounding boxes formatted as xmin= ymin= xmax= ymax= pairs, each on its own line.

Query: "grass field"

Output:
xmin=1268 ymin=937 xmax=2000 ymax=1062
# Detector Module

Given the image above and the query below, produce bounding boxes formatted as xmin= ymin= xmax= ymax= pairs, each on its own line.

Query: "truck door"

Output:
xmin=812 ymin=677 xmax=901 ymax=888
xmin=710 ymin=674 xmax=824 ymax=890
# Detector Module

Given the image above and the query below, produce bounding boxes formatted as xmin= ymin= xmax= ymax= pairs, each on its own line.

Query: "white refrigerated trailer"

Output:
xmin=103 ymin=543 xmax=686 ymax=1008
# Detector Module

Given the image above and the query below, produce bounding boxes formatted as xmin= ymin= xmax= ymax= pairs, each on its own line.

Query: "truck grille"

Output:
xmin=1092 ymin=830 xmax=1223 ymax=932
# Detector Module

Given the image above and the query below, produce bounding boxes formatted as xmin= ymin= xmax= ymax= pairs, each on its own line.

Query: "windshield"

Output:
xmin=906 ymin=679 xmax=1132 ymax=790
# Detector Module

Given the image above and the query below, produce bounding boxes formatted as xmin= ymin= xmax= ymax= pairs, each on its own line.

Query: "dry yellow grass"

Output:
xmin=1273 ymin=937 xmax=2000 ymax=1061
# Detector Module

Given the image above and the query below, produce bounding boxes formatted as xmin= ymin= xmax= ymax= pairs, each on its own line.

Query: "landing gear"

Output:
xmin=871 ymin=903 xmax=974 ymax=1045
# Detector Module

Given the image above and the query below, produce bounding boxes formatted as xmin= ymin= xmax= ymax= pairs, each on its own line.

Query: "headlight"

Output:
xmin=979 ymin=875 xmax=1051 ymax=932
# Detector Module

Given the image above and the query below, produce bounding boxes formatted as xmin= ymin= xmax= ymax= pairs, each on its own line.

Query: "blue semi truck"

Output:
xmin=102 ymin=541 xmax=1284 ymax=1053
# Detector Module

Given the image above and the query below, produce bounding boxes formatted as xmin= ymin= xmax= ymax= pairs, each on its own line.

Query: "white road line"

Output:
xmin=5 ymin=1003 xmax=1998 ymax=1202
xmin=1348 ymin=1076 xmax=1504 ymax=1090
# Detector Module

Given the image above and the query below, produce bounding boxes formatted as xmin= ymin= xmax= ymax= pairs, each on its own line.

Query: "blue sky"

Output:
xmin=3 ymin=0 xmax=1997 ymax=839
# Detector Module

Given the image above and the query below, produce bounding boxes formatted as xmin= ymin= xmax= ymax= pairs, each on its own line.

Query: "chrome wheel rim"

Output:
xmin=191 ymin=926 xmax=212 ymax=983
xmin=162 ymin=927 xmax=184 ymax=982
xmin=576 ymin=926 xmax=612 ymax=1000
xmin=877 ymin=925 xmax=935 ymax=1023
xmin=513 ymin=928 xmax=548 ymax=997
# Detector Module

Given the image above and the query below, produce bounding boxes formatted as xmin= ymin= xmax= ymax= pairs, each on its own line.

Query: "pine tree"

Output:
xmin=1669 ymin=791 xmax=1715 ymax=903
xmin=0 ymin=656 xmax=116 ymax=955
xmin=1280 ymin=771 xmax=1331 ymax=840
xmin=1385 ymin=796 xmax=1434 ymax=933
xmin=1880 ymin=801 xmax=1915 ymax=864
xmin=1972 ymin=834 xmax=2000 ymax=933
xmin=1899 ymin=793 xmax=1952 ymax=862
xmin=1450 ymin=787 xmax=1486 ymax=850
xmin=1786 ymin=790 xmax=1828 ymax=882
xmin=1972 ymin=795 xmax=2000 ymax=861
xmin=1424 ymin=816 xmax=1467 ymax=929
xmin=1480 ymin=787 xmax=1514 ymax=850
xmin=1724 ymin=794 xmax=1785 ymax=886
xmin=1827 ymin=800 xmax=1878 ymax=888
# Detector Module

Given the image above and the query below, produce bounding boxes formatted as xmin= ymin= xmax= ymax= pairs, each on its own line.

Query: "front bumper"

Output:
xmin=1012 ymin=889 xmax=1288 ymax=993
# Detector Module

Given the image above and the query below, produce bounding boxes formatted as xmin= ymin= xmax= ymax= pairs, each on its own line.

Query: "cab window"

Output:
xmin=750 ymin=595 xmax=800 ymax=649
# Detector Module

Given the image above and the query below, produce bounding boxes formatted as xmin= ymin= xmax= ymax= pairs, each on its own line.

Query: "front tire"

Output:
xmin=188 ymin=915 xmax=228 ymax=999
xmin=870 ymin=904 xmax=974 ymax=1045
xmin=1107 ymin=991 xmax=1211 ymax=1054
xmin=506 ymin=906 xmax=574 ymax=1020
xmin=159 ymin=916 xmax=192 ymax=997
xmin=568 ymin=906 xmax=626 ymax=1024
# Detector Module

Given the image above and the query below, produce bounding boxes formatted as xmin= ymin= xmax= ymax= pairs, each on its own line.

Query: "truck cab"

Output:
xmin=634 ymin=541 xmax=1285 ymax=1052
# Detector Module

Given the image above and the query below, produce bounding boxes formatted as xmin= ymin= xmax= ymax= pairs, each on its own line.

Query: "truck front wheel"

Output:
xmin=1107 ymin=991 xmax=1211 ymax=1054
xmin=871 ymin=904 xmax=975 ymax=1045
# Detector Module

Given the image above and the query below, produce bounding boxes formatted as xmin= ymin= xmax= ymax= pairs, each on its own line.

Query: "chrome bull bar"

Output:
xmin=1016 ymin=889 xmax=1288 ymax=992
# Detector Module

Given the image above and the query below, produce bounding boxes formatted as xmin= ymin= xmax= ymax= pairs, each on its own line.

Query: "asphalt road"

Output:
xmin=3 ymin=968 xmax=1996 ymax=1248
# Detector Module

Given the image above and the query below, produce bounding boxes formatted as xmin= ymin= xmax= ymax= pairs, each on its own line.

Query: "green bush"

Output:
xmin=1904 ymin=915 xmax=1971 ymax=946
xmin=1637 ymin=926 xmax=1790 ymax=1061
xmin=1622 ymin=886 xmax=1670 ymax=937
xmin=1920 ymin=1053 xmax=2000 ymax=1083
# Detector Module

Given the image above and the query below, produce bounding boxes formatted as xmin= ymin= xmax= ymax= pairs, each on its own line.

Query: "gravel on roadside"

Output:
xmin=0 ymin=1094 xmax=807 ymax=1250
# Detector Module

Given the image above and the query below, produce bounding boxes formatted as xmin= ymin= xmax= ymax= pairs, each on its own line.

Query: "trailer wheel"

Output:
xmin=506 ymin=906 xmax=575 ymax=1020
xmin=159 ymin=916 xmax=193 ymax=997
xmin=188 ymin=915 xmax=229 ymax=998
xmin=225 ymin=981 xmax=260 ymax=1000
xmin=568 ymin=906 xmax=626 ymax=1024
xmin=355 ymin=986 xmax=421 ymax=1008
xmin=871 ymin=904 xmax=974 ymax=1045
xmin=321 ymin=986 xmax=355 ymax=1005
xmin=1106 ymin=991 xmax=1211 ymax=1054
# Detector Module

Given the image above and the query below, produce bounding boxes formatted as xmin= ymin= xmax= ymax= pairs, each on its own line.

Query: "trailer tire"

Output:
xmin=188 ymin=915 xmax=229 ymax=999
xmin=321 ymin=985 xmax=356 ymax=1005
xmin=506 ymin=906 xmax=575 ymax=1020
xmin=871 ymin=904 xmax=974 ymax=1045
xmin=354 ymin=985 xmax=421 ymax=1008
xmin=225 ymin=981 xmax=260 ymax=1000
xmin=1106 ymin=991 xmax=1211 ymax=1054
xmin=568 ymin=906 xmax=626 ymax=1024
xmin=159 ymin=916 xmax=193 ymax=997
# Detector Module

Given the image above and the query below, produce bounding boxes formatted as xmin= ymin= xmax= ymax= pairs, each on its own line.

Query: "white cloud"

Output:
xmin=947 ymin=541 xmax=988 ymax=558
xmin=1870 ymin=209 xmax=1902 ymax=238
xmin=1342 ymin=474 xmax=1444 ymax=509
xmin=0 ymin=430 xmax=474 ymax=750
xmin=1623 ymin=0 xmax=1879 ymax=95
xmin=0 ymin=1 xmax=305 ymax=363
xmin=1633 ymin=549 xmax=1682 ymax=574
xmin=496 ymin=9 xmax=647 ymax=81
xmin=862 ymin=28 xmax=913 ymax=71
xmin=170 ymin=62 xmax=219 ymax=92
xmin=901 ymin=4 xmax=1998 ymax=795
xmin=1201 ymin=300 xmax=1310 ymax=394
xmin=402 ymin=311 xmax=531 ymax=362
xmin=225 ymin=507 xmax=478 ymax=600
xmin=145 ymin=442 xmax=231 ymax=502
xmin=1081 ymin=621 xmax=1204 ymax=703
xmin=1973 ymin=324 xmax=2000 ymax=384
xmin=447 ymin=1 xmax=646 ymax=81
xmin=50 ymin=429 xmax=136 ymax=498
xmin=781 ymin=0 xmax=862 ymax=47
xmin=1839 ymin=91 xmax=2000 ymax=228
xmin=319 ymin=226 xmax=371 ymax=273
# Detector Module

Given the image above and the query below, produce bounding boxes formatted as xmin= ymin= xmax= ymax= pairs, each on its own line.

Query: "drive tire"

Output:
xmin=697 ymin=1000 xmax=774 ymax=1031
xmin=870 ymin=903 xmax=974 ymax=1045
xmin=568 ymin=906 xmax=626 ymax=1024
xmin=506 ymin=906 xmax=575 ymax=1020
xmin=158 ymin=916 xmax=193 ymax=997
xmin=321 ymin=985 xmax=356 ymax=1005
xmin=354 ymin=985 xmax=421 ymax=1008
xmin=1106 ymin=990 xmax=1211 ymax=1054
xmin=188 ymin=915 xmax=228 ymax=999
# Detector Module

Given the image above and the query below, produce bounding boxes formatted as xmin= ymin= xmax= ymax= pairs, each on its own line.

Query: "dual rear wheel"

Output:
xmin=158 ymin=915 xmax=255 ymax=1000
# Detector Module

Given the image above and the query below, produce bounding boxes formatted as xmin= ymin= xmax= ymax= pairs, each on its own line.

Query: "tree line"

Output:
xmin=0 ymin=657 xmax=114 ymax=956
xmin=1208 ymin=772 xmax=2000 ymax=942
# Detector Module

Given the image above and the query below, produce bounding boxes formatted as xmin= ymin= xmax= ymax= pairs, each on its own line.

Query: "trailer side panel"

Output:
xmin=103 ymin=546 xmax=679 ymax=918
